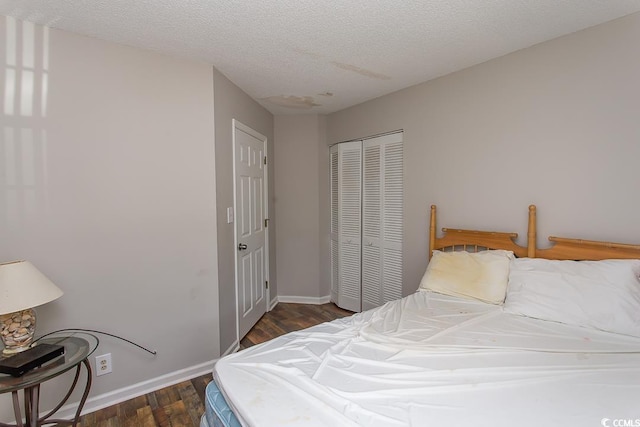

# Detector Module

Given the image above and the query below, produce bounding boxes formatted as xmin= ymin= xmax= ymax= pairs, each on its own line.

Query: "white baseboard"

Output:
xmin=276 ymin=295 xmax=331 ymax=305
xmin=269 ymin=297 xmax=278 ymax=310
xmin=221 ymin=340 xmax=239 ymax=357
xmin=53 ymin=359 xmax=217 ymax=421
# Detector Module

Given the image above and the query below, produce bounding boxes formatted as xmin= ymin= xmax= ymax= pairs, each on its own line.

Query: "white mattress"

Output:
xmin=214 ymin=291 xmax=640 ymax=427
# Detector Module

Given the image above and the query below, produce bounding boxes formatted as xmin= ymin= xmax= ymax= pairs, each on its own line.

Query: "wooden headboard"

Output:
xmin=534 ymin=236 xmax=640 ymax=260
xmin=429 ymin=204 xmax=640 ymax=261
xmin=429 ymin=205 xmax=534 ymax=259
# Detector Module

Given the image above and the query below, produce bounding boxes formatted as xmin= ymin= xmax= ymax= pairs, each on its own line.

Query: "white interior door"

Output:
xmin=233 ymin=120 xmax=269 ymax=340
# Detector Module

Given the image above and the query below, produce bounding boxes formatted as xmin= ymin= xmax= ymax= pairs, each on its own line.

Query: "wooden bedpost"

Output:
xmin=527 ymin=205 xmax=537 ymax=258
xmin=429 ymin=205 xmax=437 ymax=260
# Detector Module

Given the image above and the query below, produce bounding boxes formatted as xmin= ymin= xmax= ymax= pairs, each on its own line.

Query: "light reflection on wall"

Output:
xmin=1 ymin=16 xmax=49 ymax=228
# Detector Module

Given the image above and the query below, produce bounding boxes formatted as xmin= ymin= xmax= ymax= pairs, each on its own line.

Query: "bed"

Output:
xmin=202 ymin=205 xmax=640 ymax=427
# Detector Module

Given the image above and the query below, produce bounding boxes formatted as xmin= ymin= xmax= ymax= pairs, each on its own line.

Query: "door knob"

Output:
xmin=238 ymin=243 xmax=248 ymax=251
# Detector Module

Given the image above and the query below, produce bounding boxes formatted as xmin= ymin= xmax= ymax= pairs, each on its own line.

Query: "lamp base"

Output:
xmin=1 ymin=309 xmax=36 ymax=354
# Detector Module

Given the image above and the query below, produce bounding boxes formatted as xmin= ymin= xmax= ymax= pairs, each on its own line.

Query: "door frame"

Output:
xmin=232 ymin=119 xmax=270 ymax=344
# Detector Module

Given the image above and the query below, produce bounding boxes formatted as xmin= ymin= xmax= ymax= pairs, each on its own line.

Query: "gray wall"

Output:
xmin=213 ymin=69 xmax=275 ymax=354
xmin=0 ymin=17 xmax=219 ymax=414
xmin=274 ymin=115 xmax=328 ymax=299
xmin=326 ymin=13 xmax=640 ymax=296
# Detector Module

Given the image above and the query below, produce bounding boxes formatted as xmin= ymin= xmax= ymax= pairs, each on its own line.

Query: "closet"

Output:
xmin=330 ymin=132 xmax=403 ymax=312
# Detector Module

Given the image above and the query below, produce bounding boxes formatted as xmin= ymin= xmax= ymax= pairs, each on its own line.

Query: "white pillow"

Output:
xmin=419 ymin=250 xmax=514 ymax=304
xmin=504 ymin=258 xmax=640 ymax=337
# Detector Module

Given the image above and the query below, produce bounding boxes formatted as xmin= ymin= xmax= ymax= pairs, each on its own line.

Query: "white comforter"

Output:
xmin=214 ymin=291 xmax=640 ymax=426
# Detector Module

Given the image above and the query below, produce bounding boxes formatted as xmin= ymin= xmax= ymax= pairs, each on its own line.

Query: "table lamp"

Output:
xmin=0 ymin=261 xmax=64 ymax=354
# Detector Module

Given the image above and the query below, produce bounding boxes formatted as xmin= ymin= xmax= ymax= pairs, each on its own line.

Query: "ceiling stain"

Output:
xmin=293 ymin=47 xmax=389 ymax=82
xmin=318 ymin=92 xmax=334 ymax=97
xmin=331 ymin=62 xmax=391 ymax=80
xmin=292 ymin=48 xmax=324 ymax=60
xmin=262 ymin=95 xmax=321 ymax=109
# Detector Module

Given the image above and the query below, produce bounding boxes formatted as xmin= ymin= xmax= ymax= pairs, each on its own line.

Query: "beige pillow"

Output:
xmin=419 ymin=250 xmax=514 ymax=304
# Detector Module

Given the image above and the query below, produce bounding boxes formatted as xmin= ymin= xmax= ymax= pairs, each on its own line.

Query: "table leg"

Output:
xmin=11 ymin=391 xmax=23 ymax=427
xmin=30 ymin=386 xmax=39 ymax=427
xmin=23 ymin=389 xmax=30 ymax=426
xmin=39 ymin=358 xmax=92 ymax=426
xmin=72 ymin=359 xmax=92 ymax=426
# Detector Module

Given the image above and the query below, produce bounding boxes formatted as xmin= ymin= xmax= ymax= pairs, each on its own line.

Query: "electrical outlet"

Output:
xmin=95 ymin=353 xmax=112 ymax=376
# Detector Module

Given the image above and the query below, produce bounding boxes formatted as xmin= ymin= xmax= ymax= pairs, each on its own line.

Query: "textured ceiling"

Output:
xmin=1 ymin=1 xmax=639 ymax=115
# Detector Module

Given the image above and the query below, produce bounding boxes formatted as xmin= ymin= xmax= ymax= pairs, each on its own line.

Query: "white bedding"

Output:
xmin=214 ymin=291 xmax=640 ymax=427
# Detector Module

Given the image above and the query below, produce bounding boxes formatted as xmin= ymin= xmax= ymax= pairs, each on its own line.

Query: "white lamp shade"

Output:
xmin=0 ymin=261 xmax=64 ymax=315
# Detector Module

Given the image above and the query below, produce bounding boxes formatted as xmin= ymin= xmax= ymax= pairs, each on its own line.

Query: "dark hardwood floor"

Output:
xmin=79 ymin=302 xmax=352 ymax=427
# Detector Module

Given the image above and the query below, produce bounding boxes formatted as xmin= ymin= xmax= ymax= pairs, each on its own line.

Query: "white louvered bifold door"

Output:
xmin=330 ymin=145 xmax=339 ymax=304
xmin=337 ymin=141 xmax=362 ymax=312
xmin=362 ymin=133 xmax=403 ymax=311
xmin=330 ymin=133 xmax=403 ymax=313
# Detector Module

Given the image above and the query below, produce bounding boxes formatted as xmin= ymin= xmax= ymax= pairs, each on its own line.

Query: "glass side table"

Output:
xmin=0 ymin=334 xmax=98 ymax=427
